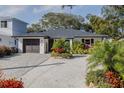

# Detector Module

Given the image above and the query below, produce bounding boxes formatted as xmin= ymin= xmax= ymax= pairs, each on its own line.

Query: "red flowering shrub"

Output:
xmin=0 ymin=79 xmax=24 ymax=88
xmin=105 ymin=71 xmax=122 ymax=88
xmin=51 ymin=39 xmax=72 ymax=59
xmin=52 ymin=48 xmax=64 ymax=53
xmin=0 ymin=70 xmax=24 ymax=88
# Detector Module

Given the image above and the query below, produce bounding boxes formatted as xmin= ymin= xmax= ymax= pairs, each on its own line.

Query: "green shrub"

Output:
xmin=88 ymin=40 xmax=124 ymax=72
xmin=60 ymin=53 xmax=72 ymax=59
xmin=51 ymin=39 xmax=72 ymax=59
xmin=83 ymin=49 xmax=89 ymax=54
xmin=51 ymin=52 xmax=72 ymax=59
xmin=52 ymin=39 xmax=70 ymax=53
xmin=64 ymin=41 xmax=70 ymax=53
xmin=51 ymin=51 xmax=59 ymax=57
xmin=71 ymin=40 xmax=84 ymax=54
xmin=87 ymin=40 xmax=124 ymax=87
xmin=52 ymin=39 xmax=65 ymax=49
xmin=86 ymin=70 xmax=111 ymax=88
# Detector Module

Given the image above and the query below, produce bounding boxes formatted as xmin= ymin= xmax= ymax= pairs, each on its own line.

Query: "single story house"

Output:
xmin=14 ymin=28 xmax=108 ymax=54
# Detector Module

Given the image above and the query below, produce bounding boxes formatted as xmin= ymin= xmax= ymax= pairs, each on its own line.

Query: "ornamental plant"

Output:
xmin=71 ymin=40 xmax=84 ymax=54
xmin=86 ymin=70 xmax=111 ymax=88
xmin=51 ymin=39 xmax=72 ymax=58
xmin=0 ymin=70 xmax=24 ymax=88
xmin=52 ymin=48 xmax=64 ymax=53
xmin=88 ymin=40 xmax=124 ymax=72
xmin=0 ymin=79 xmax=24 ymax=88
xmin=87 ymin=40 xmax=124 ymax=88
xmin=105 ymin=71 xmax=122 ymax=88
xmin=52 ymin=39 xmax=70 ymax=53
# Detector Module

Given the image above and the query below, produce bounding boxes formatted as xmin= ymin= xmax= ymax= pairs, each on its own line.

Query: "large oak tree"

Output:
xmin=28 ymin=12 xmax=84 ymax=32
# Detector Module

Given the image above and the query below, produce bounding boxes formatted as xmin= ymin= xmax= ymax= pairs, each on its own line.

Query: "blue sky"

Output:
xmin=0 ymin=5 xmax=103 ymax=25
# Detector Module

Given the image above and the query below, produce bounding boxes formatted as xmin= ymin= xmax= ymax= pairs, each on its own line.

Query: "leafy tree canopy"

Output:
xmin=86 ymin=14 xmax=121 ymax=39
xmin=28 ymin=12 xmax=84 ymax=32
xmin=101 ymin=5 xmax=124 ymax=39
xmin=27 ymin=23 xmax=43 ymax=32
xmin=40 ymin=12 xmax=84 ymax=30
xmin=102 ymin=6 xmax=124 ymax=19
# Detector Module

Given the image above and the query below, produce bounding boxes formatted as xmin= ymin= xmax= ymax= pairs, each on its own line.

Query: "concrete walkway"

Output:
xmin=21 ymin=55 xmax=88 ymax=88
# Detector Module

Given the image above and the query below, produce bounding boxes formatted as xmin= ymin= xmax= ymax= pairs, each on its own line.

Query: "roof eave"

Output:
xmin=74 ymin=35 xmax=108 ymax=38
xmin=12 ymin=35 xmax=49 ymax=38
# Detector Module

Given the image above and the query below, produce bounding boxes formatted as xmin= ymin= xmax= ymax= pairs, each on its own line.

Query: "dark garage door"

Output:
xmin=23 ymin=39 xmax=40 ymax=53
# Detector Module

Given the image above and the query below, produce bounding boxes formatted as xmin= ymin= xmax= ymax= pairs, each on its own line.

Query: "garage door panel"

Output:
xmin=23 ymin=39 xmax=40 ymax=53
xmin=26 ymin=46 xmax=32 ymax=53
xmin=32 ymin=45 xmax=39 ymax=53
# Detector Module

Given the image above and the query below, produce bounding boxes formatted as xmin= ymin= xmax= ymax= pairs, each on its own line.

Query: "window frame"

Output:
xmin=0 ymin=38 xmax=2 ymax=42
xmin=1 ymin=21 xmax=8 ymax=28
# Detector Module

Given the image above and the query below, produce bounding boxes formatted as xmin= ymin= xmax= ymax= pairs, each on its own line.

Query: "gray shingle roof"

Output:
xmin=14 ymin=28 xmax=108 ymax=38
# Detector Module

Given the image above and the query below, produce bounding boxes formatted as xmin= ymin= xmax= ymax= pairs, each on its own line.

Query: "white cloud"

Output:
xmin=0 ymin=5 xmax=28 ymax=16
xmin=33 ymin=5 xmax=63 ymax=14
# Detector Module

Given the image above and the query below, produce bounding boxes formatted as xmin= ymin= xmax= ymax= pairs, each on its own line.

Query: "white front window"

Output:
xmin=1 ymin=21 xmax=8 ymax=28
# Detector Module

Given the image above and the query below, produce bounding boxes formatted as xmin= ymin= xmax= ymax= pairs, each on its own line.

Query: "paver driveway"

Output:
xmin=21 ymin=55 xmax=88 ymax=88
xmin=0 ymin=53 xmax=50 ymax=78
xmin=0 ymin=53 xmax=88 ymax=88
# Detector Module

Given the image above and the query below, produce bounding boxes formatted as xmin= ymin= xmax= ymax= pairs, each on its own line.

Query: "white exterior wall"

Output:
xmin=18 ymin=38 xmax=23 ymax=53
xmin=0 ymin=35 xmax=16 ymax=47
xmin=70 ymin=39 xmax=73 ymax=49
xmin=0 ymin=20 xmax=13 ymax=36
xmin=44 ymin=39 xmax=49 ymax=53
xmin=39 ymin=38 xmax=49 ymax=54
xmin=40 ymin=37 xmax=45 ymax=54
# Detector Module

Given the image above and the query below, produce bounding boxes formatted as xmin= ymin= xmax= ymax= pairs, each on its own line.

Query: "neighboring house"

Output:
xmin=0 ymin=17 xmax=28 ymax=48
xmin=0 ymin=17 xmax=108 ymax=54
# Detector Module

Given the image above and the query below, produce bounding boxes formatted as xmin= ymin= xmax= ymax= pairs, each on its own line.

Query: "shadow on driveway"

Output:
xmin=0 ymin=53 xmax=22 ymax=61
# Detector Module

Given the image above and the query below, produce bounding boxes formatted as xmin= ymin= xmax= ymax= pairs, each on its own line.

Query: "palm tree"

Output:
xmin=88 ymin=40 xmax=124 ymax=73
